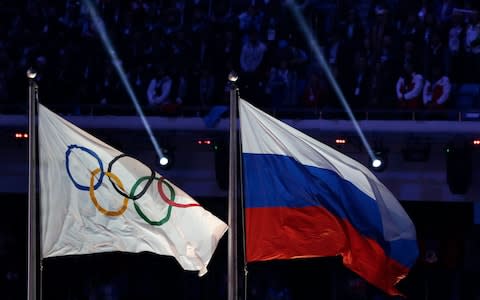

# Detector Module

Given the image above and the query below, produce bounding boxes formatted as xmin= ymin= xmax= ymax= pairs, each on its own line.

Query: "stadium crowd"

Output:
xmin=0 ymin=0 xmax=480 ymax=116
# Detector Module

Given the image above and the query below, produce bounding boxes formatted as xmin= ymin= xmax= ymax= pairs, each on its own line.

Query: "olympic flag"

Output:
xmin=239 ymin=99 xmax=418 ymax=295
xmin=38 ymin=104 xmax=228 ymax=275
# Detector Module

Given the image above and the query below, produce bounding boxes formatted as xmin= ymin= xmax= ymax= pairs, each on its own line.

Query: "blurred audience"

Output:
xmin=423 ymin=64 xmax=451 ymax=109
xmin=0 ymin=0 xmax=479 ymax=116
xmin=396 ymin=62 xmax=424 ymax=109
xmin=147 ymin=65 xmax=173 ymax=106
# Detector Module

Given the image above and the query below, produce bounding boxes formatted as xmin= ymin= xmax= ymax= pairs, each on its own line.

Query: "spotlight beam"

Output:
xmin=82 ymin=0 xmax=165 ymax=160
xmin=286 ymin=1 xmax=376 ymax=162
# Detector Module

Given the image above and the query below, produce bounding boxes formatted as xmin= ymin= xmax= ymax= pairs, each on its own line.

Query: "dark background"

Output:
xmin=1 ymin=193 xmax=478 ymax=299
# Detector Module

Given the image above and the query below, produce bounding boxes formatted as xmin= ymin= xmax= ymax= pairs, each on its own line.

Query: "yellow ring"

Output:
xmin=89 ymin=168 xmax=128 ymax=217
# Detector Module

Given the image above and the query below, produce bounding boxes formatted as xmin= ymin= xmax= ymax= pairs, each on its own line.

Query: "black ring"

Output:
xmin=107 ymin=154 xmax=155 ymax=200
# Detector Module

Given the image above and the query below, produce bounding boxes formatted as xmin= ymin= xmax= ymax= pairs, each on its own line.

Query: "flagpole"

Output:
xmin=227 ymin=71 xmax=239 ymax=300
xmin=27 ymin=68 xmax=39 ymax=300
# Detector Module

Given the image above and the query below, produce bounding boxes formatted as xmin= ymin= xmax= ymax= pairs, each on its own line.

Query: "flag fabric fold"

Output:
xmin=239 ymin=99 xmax=418 ymax=295
xmin=39 ymin=104 xmax=227 ymax=276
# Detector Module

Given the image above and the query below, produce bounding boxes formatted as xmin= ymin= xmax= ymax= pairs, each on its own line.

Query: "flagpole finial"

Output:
xmin=26 ymin=68 xmax=37 ymax=80
xmin=227 ymin=71 xmax=238 ymax=83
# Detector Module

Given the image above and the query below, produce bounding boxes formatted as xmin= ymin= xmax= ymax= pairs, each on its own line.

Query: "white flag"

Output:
xmin=39 ymin=104 xmax=227 ymax=275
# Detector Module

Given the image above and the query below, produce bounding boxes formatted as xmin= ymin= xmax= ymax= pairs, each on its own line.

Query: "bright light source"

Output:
xmin=228 ymin=71 xmax=238 ymax=82
xmin=369 ymin=150 xmax=388 ymax=172
xmin=335 ymin=138 xmax=346 ymax=144
xmin=372 ymin=159 xmax=382 ymax=168
xmin=158 ymin=147 xmax=174 ymax=170
xmin=159 ymin=156 xmax=169 ymax=166
xmin=197 ymin=139 xmax=213 ymax=146
xmin=15 ymin=132 xmax=28 ymax=139
xmin=473 ymin=139 xmax=480 ymax=145
xmin=26 ymin=68 xmax=37 ymax=79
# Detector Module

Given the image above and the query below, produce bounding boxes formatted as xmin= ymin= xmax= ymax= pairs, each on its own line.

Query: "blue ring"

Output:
xmin=65 ymin=145 xmax=104 ymax=191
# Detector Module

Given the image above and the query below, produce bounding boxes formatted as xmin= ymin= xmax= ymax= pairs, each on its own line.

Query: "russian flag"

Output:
xmin=239 ymin=99 xmax=418 ymax=296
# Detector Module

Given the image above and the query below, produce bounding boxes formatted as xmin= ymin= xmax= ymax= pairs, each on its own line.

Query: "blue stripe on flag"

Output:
xmin=242 ymin=153 xmax=418 ymax=268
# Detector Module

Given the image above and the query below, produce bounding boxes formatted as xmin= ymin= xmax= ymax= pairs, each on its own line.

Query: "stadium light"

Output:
xmin=369 ymin=149 xmax=388 ymax=172
xmin=158 ymin=147 xmax=174 ymax=170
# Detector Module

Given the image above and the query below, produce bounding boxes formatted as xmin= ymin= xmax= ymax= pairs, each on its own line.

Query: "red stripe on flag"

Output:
xmin=246 ymin=206 xmax=411 ymax=296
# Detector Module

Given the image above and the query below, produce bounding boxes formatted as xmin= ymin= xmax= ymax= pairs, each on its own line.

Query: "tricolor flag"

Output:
xmin=239 ymin=99 xmax=418 ymax=295
xmin=39 ymin=104 xmax=227 ymax=275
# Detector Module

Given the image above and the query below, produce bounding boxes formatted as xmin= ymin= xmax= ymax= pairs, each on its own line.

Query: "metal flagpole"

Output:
xmin=227 ymin=71 xmax=239 ymax=300
xmin=27 ymin=68 xmax=39 ymax=300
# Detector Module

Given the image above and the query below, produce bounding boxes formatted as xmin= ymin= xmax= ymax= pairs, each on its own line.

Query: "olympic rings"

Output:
xmin=131 ymin=176 xmax=173 ymax=226
xmin=66 ymin=145 xmax=104 ymax=191
xmin=65 ymin=144 xmax=202 ymax=226
xmin=89 ymin=168 xmax=129 ymax=217
xmin=107 ymin=154 xmax=155 ymax=200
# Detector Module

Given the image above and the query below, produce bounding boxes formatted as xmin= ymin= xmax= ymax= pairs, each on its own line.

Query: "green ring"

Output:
xmin=130 ymin=176 xmax=176 ymax=226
